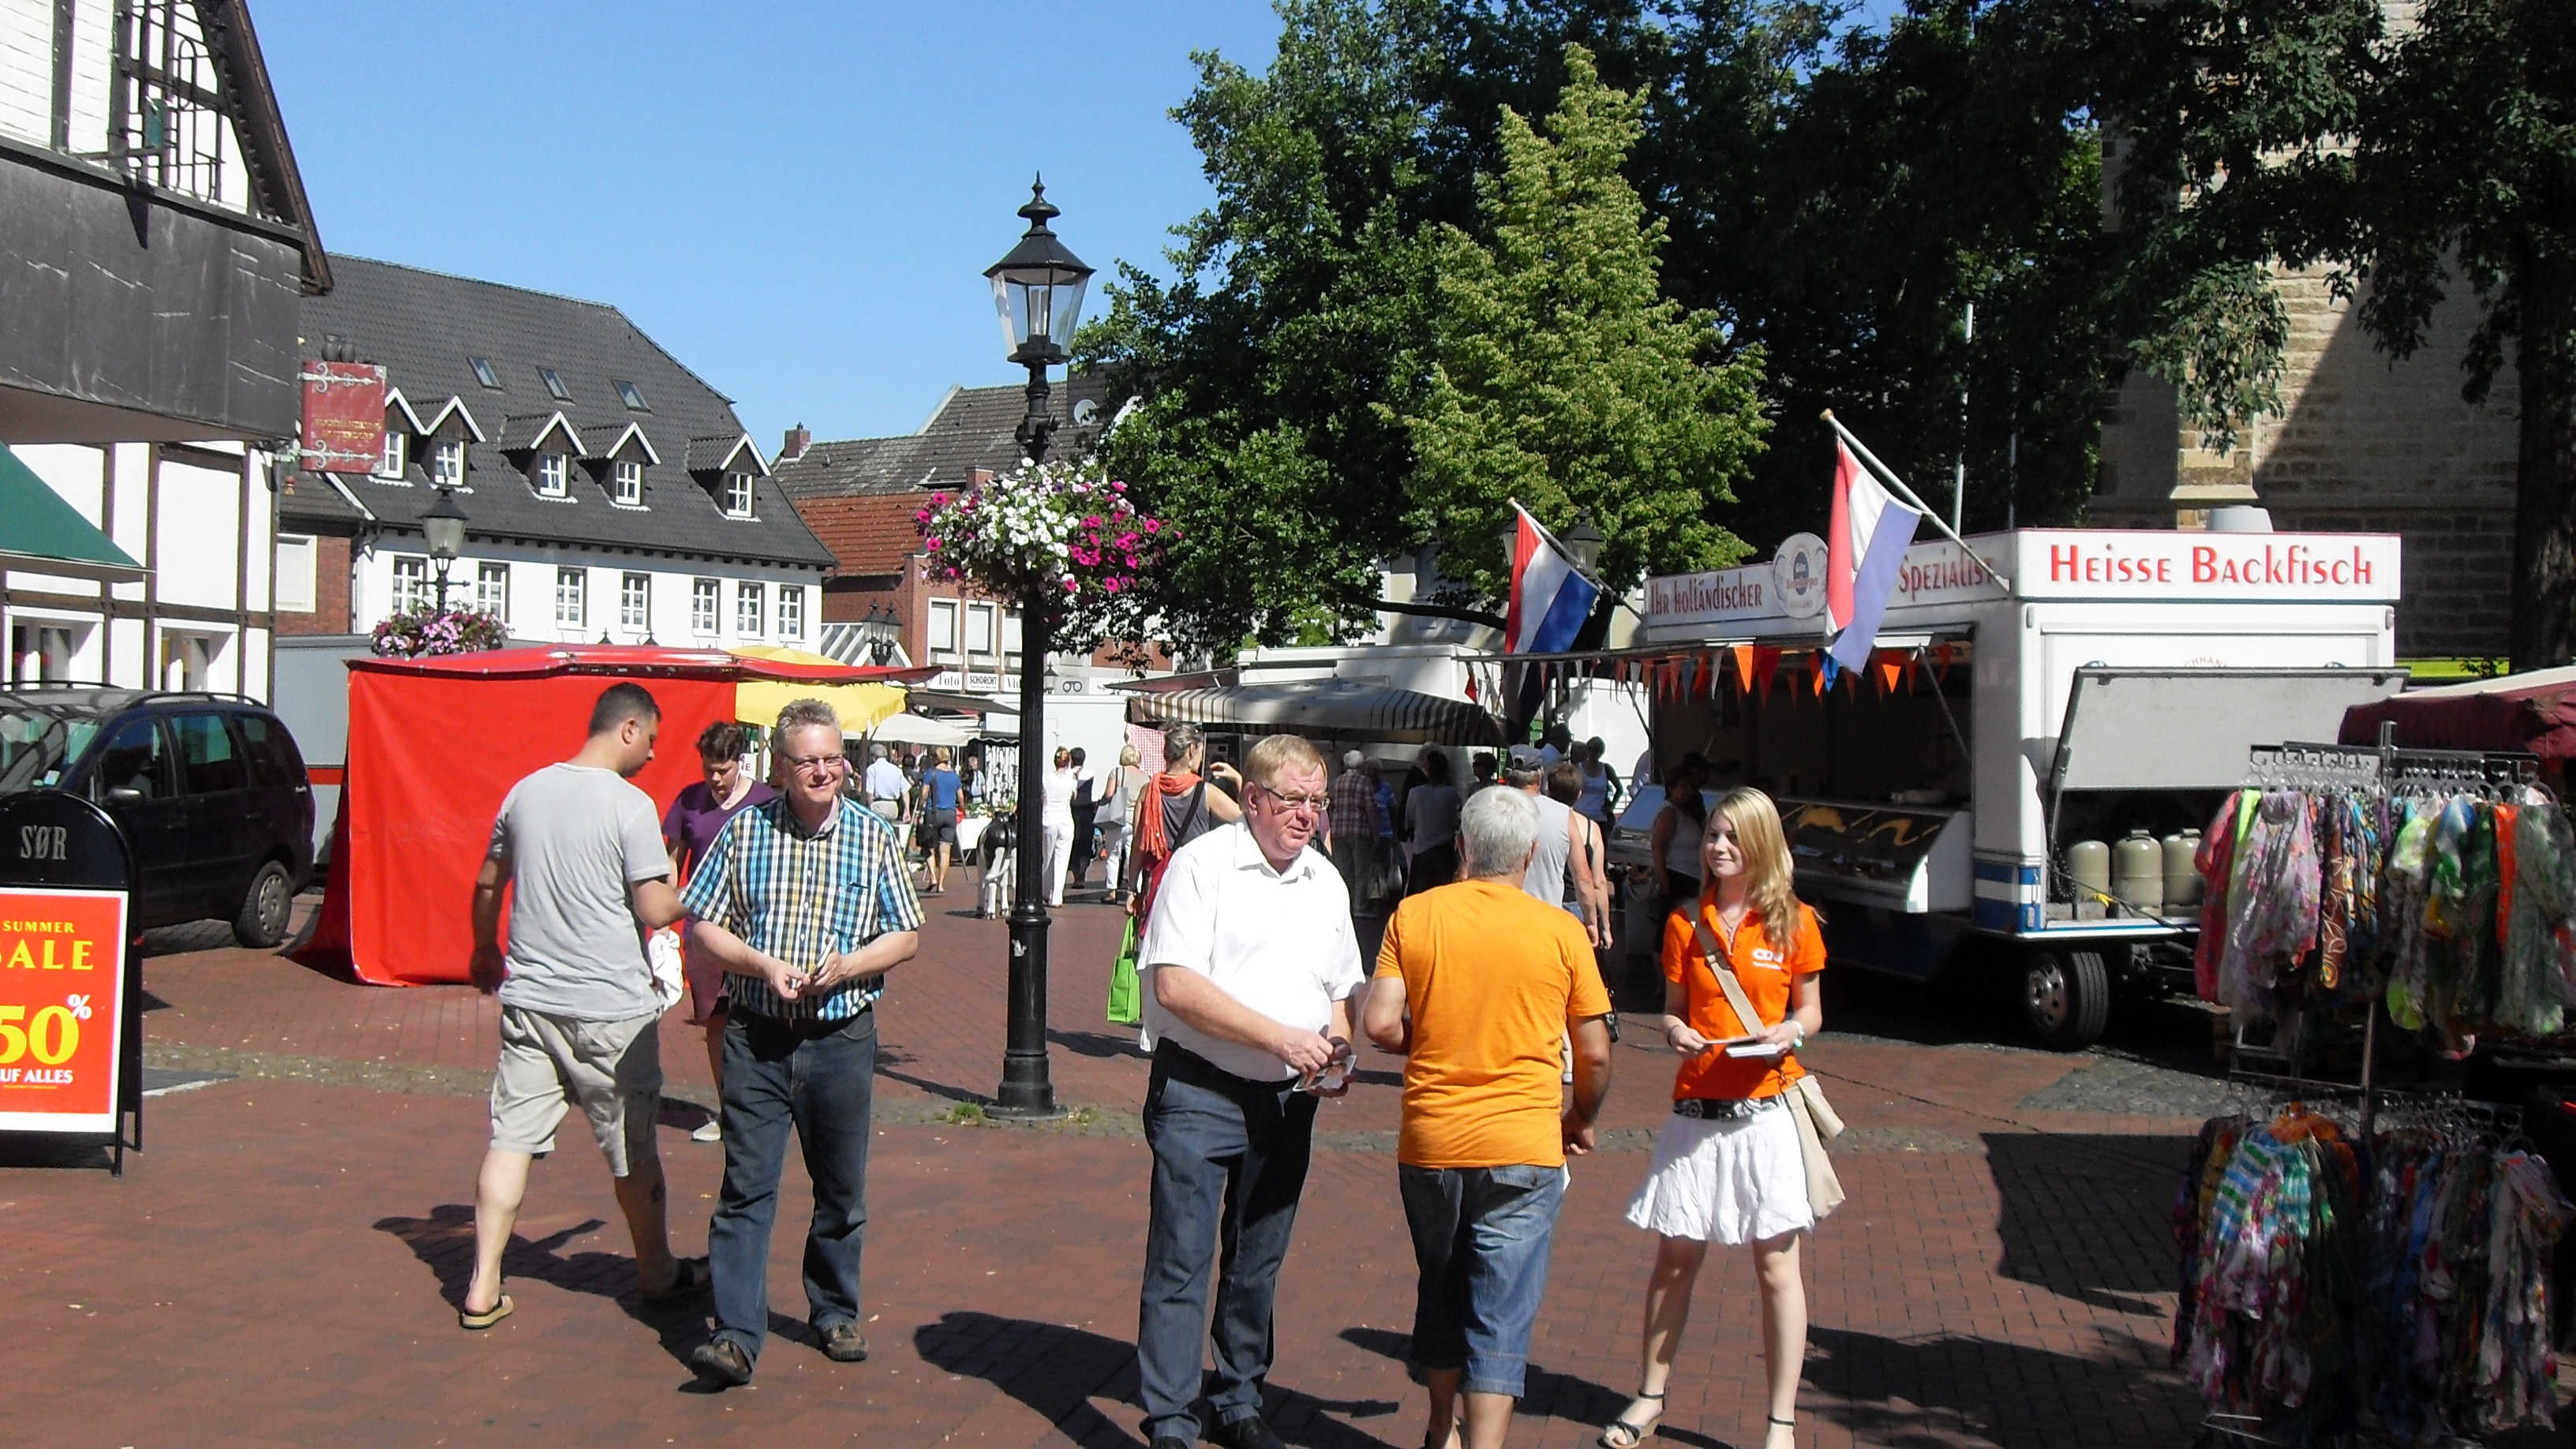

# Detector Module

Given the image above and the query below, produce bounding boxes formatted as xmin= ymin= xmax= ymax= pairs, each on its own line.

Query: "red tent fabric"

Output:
xmin=299 ymin=646 xmax=926 ymax=987
xmin=2339 ymin=666 xmax=2576 ymax=766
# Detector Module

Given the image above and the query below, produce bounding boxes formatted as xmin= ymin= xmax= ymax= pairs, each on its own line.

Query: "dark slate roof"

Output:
xmin=774 ymin=376 xmax=1121 ymax=501
xmin=283 ymin=256 xmax=836 ymax=570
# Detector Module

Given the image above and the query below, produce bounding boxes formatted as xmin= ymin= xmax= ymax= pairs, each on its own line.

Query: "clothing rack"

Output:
xmin=2233 ymin=731 xmax=2548 ymax=1140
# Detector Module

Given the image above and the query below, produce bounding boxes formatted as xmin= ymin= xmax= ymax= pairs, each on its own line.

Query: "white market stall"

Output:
xmin=1522 ymin=526 xmax=2410 ymax=1046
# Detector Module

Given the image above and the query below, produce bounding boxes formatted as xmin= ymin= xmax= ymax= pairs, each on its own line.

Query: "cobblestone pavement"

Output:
xmin=0 ymin=878 xmax=2559 ymax=1446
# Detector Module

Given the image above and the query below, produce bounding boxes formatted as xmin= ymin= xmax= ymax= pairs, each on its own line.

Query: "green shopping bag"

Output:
xmin=1106 ymin=915 xmax=1143 ymax=1025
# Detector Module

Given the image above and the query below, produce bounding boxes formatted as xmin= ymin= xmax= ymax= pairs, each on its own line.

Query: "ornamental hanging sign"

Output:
xmin=298 ymin=360 xmax=388 ymax=474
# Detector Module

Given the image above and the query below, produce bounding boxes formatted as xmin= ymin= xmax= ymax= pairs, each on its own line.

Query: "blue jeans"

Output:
xmin=1136 ymin=1044 xmax=1318 ymax=1443
xmin=709 ymin=1009 xmax=876 ymax=1362
xmin=1398 ymin=1163 xmax=1567 ymax=1398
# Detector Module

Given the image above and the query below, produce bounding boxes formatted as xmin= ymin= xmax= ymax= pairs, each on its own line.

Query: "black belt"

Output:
xmin=736 ymin=1005 xmax=872 ymax=1041
xmin=1672 ymin=1095 xmax=1780 ymax=1121
xmin=1151 ymin=1039 xmax=1295 ymax=1095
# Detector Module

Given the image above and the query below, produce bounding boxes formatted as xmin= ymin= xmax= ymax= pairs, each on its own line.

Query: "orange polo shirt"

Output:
xmin=1660 ymin=896 xmax=1823 ymax=1101
xmin=1374 ymin=880 xmax=1613 ymax=1168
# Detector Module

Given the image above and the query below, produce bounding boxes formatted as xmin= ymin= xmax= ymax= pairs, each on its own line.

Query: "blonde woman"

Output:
xmin=1601 ymin=788 xmax=1824 ymax=1449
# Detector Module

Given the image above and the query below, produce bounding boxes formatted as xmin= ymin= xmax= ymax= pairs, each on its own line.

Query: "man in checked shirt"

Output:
xmin=679 ymin=697 xmax=923 ymax=1387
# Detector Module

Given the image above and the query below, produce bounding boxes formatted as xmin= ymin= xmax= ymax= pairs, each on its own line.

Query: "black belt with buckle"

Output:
xmin=1672 ymin=1096 xmax=1779 ymax=1121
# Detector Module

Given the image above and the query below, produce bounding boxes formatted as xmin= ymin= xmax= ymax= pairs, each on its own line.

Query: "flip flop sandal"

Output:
xmin=641 ymin=1256 xmax=712 ymax=1303
xmin=458 ymin=1293 xmax=513 ymax=1331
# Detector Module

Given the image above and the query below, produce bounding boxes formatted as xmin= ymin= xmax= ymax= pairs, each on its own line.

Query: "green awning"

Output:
xmin=0 ymin=444 xmax=144 ymax=582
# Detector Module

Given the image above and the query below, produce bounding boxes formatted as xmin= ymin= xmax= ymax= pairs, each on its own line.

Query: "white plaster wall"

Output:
xmin=348 ymin=541 xmax=821 ymax=656
xmin=66 ymin=0 xmax=106 ymax=155
xmin=154 ymin=455 xmax=244 ymax=610
xmin=0 ymin=0 xmax=53 ymax=145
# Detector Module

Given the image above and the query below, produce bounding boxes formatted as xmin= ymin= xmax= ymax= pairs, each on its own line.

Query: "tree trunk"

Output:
xmin=2510 ymin=254 xmax=2576 ymax=672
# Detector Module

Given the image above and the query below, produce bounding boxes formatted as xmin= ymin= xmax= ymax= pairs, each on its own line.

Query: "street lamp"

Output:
xmin=422 ymin=485 xmax=468 ymax=612
xmin=1563 ymin=516 xmax=1604 ymax=578
xmin=983 ymin=177 xmax=1092 ymax=1119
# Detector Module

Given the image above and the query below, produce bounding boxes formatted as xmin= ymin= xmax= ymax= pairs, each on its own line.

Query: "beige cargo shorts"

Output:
xmin=488 ymin=1005 xmax=662 ymax=1177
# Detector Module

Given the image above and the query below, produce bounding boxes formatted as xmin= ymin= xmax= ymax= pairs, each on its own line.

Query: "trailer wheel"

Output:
xmin=2022 ymin=948 xmax=2109 ymax=1049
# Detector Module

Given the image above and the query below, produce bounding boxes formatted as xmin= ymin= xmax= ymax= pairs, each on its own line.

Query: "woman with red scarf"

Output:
xmin=1123 ymin=723 xmax=1243 ymax=924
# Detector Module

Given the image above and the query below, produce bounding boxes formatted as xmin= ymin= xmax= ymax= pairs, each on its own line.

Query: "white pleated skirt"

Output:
xmin=1623 ymin=1102 xmax=1814 ymax=1245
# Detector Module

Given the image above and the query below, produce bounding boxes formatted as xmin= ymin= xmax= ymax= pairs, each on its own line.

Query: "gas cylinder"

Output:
xmin=2067 ymin=838 xmax=2110 ymax=904
xmin=2163 ymin=829 xmax=2204 ymax=910
xmin=2114 ymin=828 xmax=2163 ymax=912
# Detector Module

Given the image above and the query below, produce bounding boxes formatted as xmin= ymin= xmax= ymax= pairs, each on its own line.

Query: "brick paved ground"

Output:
xmin=2 ymin=876 xmax=2567 ymax=1447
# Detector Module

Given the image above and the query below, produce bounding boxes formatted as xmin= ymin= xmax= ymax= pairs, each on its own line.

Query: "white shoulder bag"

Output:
xmin=1692 ymin=919 xmax=1845 ymax=1219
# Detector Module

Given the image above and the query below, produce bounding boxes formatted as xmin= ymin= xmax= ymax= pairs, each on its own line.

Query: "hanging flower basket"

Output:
xmin=914 ymin=458 xmax=1170 ymax=644
xmin=370 ymin=607 xmax=509 ymax=658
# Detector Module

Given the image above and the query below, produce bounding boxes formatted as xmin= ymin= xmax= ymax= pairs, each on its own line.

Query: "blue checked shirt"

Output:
xmin=680 ymin=794 xmax=924 ymax=1024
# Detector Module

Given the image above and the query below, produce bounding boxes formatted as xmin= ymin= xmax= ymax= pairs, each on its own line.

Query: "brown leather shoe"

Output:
xmin=818 ymin=1320 xmax=870 ymax=1362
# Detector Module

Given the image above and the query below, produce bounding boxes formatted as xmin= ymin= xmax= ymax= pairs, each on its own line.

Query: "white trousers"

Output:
xmin=1042 ymin=822 xmax=1074 ymax=907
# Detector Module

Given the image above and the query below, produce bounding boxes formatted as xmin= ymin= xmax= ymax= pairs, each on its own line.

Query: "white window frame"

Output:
xmin=928 ymin=598 xmax=960 ymax=658
xmin=536 ymin=453 xmax=568 ymax=498
xmin=555 ymin=567 xmax=586 ymax=627
xmin=376 ymin=431 xmax=407 ymax=480
xmin=777 ymin=585 xmax=805 ymax=640
xmin=966 ymin=601 xmax=996 ymax=656
xmin=736 ymin=581 xmax=764 ymax=637
xmin=391 ymin=555 xmax=430 ymax=614
xmin=620 ymin=572 xmax=651 ymax=631
xmin=474 ymin=562 xmax=509 ymax=619
xmin=691 ymin=578 xmax=720 ymax=635
xmin=432 ymin=439 xmax=464 ymax=488
xmin=274 ymin=534 xmax=317 ymax=612
xmin=723 ymin=471 xmax=754 ymax=518
xmin=613 ymin=459 xmax=643 ymax=506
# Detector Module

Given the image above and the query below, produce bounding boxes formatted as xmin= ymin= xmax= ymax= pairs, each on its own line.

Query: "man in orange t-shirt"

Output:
xmin=1364 ymin=787 xmax=1613 ymax=1449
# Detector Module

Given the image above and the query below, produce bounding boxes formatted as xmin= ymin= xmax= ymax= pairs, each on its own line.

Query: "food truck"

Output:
xmin=1585 ymin=527 xmax=2409 ymax=1047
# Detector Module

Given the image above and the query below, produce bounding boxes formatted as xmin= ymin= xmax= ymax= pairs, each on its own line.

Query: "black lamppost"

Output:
xmin=983 ymin=177 xmax=1092 ymax=1118
xmin=422 ymin=485 xmax=468 ymax=612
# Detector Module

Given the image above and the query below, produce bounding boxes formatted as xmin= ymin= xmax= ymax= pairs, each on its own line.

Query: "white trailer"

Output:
xmin=1620 ymin=527 xmax=2409 ymax=1046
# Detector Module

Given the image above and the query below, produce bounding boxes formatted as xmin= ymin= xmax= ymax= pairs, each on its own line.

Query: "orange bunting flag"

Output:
xmin=1876 ymin=653 xmax=1904 ymax=696
xmin=1731 ymin=644 xmax=1754 ymax=695
xmin=1811 ymin=653 xmax=1828 ymax=696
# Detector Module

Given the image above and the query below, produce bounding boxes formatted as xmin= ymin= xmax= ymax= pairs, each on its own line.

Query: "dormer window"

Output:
xmin=614 ymin=380 xmax=650 ymax=412
xmin=431 ymin=439 xmax=464 ymax=487
xmin=537 ymin=452 xmax=568 ymax=498
xmin=722 ymin=471 xmax=754 ymax=519
xmin=613 ymin=460 xmax=643 ymax=506
xmin=539 ymin=368 xmax=571 ymax=402
xmin=376 ymin=431 xmax=407 ymax=480
xmin=469 ymin=357 xmax=500 ymax=389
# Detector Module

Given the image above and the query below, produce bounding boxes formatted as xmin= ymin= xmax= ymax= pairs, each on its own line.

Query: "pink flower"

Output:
xmin=926 ymin=538 xmax=942 ymax=550
xmin=1143 ymin=519 xmax=1160 ymax=534
xmin=1062 ymin=577 xmax=1078 ymax=593
xmin=1104 ymin=578 xmax=1121 ymax=593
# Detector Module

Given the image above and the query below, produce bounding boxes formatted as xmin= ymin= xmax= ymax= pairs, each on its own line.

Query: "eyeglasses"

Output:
xmin=781 ymin=752 xmax=848 ymax=775
xmin=1252 ymin=781 xmax=1329 ymax=814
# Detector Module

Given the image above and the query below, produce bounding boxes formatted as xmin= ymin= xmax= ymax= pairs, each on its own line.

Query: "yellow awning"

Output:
xmin=729 ymin=645 xmax=906 ymax=734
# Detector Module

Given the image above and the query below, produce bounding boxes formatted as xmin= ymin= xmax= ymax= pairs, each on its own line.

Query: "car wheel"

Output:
xmin=234 ymin=859 xmax=293 ymax=949
xmin=2022 ymin=948 xmax=2109 ymax=1049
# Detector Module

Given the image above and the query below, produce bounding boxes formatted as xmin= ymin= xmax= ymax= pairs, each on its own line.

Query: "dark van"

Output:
xmin=0 ymin=689 xmax=315 ymax=946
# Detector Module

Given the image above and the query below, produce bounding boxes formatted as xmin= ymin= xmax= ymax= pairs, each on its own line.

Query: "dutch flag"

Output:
xmin=1826 ymin=441 xmax=1921 ymax=673
xmin=1504 ymin=504 xmax=1601 ymax=655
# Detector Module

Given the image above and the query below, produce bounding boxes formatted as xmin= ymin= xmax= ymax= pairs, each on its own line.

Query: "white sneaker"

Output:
xmin=691 ymin=1118 xmax=721 ymax=1143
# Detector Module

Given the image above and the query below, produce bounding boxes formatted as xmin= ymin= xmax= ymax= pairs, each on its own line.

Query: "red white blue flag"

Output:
xmin=1503 ymin=504 xmax=1601 ymax=655
xmin=1825 ymin=441 xmax=1920 ymax=673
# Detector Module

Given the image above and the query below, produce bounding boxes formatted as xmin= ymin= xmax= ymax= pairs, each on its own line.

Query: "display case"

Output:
xmin=1778 ymin=799 xmax=1972 ymax=915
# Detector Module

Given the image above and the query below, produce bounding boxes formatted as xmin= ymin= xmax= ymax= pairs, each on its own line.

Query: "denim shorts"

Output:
xmin=1398 ymin=1163 xmax=1567 ymax=1397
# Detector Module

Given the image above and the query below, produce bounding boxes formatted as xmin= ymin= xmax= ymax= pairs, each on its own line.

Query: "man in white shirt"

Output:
xmin=1133 ymin=733 xmax=1363 ymax=1449
xmin=859 ymin=743 xmax=908 ymax=823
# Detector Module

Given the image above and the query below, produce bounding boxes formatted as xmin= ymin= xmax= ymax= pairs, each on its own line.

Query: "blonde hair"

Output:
xmin=1119 ymin=744 xmax=1140 ymax=766
xmin=1242 ymin=733 xmax=1326 ymax=787
xmin=1712 ymin=787 xmax=1803 ymax=935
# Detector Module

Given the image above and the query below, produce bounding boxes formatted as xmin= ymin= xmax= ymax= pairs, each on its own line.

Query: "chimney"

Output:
xmin=966 ymin=467 xmax=995 ymax=488
xmin=781 ymin=423 xmax=812 ymax=462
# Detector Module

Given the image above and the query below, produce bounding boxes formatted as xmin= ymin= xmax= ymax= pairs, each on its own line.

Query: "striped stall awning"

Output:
xmin=1121 ymin=680 xmax=1506 ymax=747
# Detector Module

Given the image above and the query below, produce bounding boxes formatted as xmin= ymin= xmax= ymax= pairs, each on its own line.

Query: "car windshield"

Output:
xmin=0 ymin=708 xmax=99 ymax=793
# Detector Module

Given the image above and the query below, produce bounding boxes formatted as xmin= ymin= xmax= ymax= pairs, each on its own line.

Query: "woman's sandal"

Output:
xmin=1763 ymin=1414 xmax=1796 ymax=1446
xmin=458 ymin=1292 xmax=513 ymax=1330
xmin=1597 ymin=1390 xmax=1665 ymax=1448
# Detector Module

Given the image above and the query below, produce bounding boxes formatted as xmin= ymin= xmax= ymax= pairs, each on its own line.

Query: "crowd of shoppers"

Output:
xmin=460 ymin=695 xmax=1828 ymax=1447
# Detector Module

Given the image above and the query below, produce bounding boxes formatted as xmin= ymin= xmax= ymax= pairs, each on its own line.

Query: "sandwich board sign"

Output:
xmin=0 ymin=790 xmax=140 ymax=1174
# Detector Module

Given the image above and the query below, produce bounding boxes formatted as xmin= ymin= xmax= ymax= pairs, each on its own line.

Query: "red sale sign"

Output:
xmin=0 ymin=886 xmax=127 ymax=1133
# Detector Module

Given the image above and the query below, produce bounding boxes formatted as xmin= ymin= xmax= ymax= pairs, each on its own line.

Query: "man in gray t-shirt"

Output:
xmin=456 ymin=683 xmax=707 ymax=1331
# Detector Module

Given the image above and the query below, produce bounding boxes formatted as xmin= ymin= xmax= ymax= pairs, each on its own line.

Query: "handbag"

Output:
xmin=1692 ymin=919 xmax=1845 ymax=1219
xmin=1106 ymin=915 xmax=1143 ymax=1026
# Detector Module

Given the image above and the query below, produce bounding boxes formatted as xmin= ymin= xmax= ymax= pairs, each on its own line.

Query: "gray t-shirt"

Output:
xmin=487 ymin=762 xmax=668 ymax=1020
xmin=1522 ymin=791 xmax=1574 ymax=906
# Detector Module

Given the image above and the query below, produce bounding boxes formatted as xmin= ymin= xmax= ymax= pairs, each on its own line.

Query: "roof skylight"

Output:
xmin=468 ymin=357 xmax=500 ymax=389
xmin=539 ymin=368 xmax=571 ymax=402
xmin=614 ymin=380 xmax=650 ymax=412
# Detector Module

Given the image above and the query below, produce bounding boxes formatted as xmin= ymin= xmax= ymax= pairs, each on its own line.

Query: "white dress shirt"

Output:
xmin=1137 ymin=821 xmax=1366 ymax=1081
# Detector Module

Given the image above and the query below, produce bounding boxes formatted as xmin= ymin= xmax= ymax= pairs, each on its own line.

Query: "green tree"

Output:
xmin=1398 ymin=44 xmax=1768 ymax=597
xmin=2349 ymin=0 xmax=2576 ymax=668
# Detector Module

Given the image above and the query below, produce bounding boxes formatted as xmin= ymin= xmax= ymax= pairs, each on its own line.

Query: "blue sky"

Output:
xmin=256 ymin=1 xmax=1908 ymax=453
xmin=256 ymin=1 xmax=1284 ymax=451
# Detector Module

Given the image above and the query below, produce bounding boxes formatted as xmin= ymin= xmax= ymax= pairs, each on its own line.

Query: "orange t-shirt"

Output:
xmin=1373 ymin=879 xmax=1614 ymax=1169
xmin=1660 ymin=896 xmax=1824 ymax=1101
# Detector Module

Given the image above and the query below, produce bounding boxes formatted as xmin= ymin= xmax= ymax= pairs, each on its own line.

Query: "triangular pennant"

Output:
xmin=1934 ymin=640 xmax=1954 ymax=683
xmin=1876 ymin=652 xmax=1904 ymax=696
xmin=1752 ymin=646 xmax=1781 ymax=703
xmin=1814 ymin=650 xmax=1833 ymax=696
xmin=1732 ymin=644 xmax=1754 ymax=695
